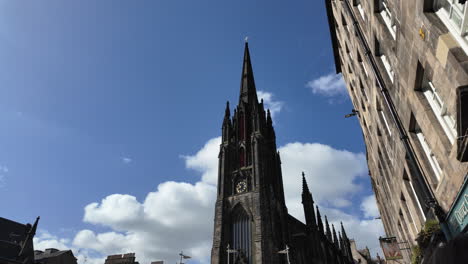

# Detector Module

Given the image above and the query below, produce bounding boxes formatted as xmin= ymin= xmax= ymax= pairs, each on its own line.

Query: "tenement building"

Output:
xmin=0 ymin=217 xmax=39 ymax=264
xmin=324 ymin=0 xmax=468 ymax=263
xmin=210 ymin=42 xmax=355 ymax=264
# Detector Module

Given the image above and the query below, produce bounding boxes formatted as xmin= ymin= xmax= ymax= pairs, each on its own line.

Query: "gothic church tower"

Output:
xmin=210 ymin=42 xmax=290 ymax=264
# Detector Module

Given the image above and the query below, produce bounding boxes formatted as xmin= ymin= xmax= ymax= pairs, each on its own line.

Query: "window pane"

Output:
xmin=440 ymin=1 xmax=451 ymax=12
xmin=451 ymin=8 xmax=463 ymax=28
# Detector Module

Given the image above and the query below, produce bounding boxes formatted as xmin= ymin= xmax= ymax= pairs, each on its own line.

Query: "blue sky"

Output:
xmin=0 ymin=1 xmax=384 ymax=263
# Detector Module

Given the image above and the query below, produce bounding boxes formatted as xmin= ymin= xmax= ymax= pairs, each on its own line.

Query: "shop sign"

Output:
xmin=379 ymin=237 xmax=403 ymax=260
xmin=447 ymin=175 xmax=468 ymax=236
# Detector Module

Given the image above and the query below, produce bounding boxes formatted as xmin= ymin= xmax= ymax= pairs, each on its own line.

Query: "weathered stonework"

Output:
xmin=324 ymin=0 xmax=468 ymax=263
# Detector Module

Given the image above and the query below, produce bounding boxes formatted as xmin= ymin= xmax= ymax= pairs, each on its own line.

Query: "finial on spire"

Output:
xmin=239 ymin=41 xmax=258 ymax=104
xmin=301 ymin=172 xmax=313 ymax=201
xmin=244 ymin=36 xmax=249 ymax=43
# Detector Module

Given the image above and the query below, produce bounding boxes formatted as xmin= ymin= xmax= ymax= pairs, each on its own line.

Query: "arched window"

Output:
xmin=239 ymin=148 xmax=245 ymax=167
xmin=231 ymin=206 xmax=251 ymax=264
xmin=239 ymin=112 xmax=245 ymax=141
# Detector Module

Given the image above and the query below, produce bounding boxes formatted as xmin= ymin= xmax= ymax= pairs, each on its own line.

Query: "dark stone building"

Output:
xmin=0 ymin=217 xmax=39 ymax=264
xmin=34 ymin=248 xmax=77 ymax=264
xmin=210 ymin=43 xmax=355 ymax=264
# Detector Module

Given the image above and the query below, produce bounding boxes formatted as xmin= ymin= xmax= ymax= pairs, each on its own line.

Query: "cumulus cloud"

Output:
xmin=73 ymin=180 xmax=216 ymax=263
xmin=181 ymin=137 xmax=220 ymax=185
xmin=36 ymin=137 xmax=384 ymax=263
xmin=279 ymin=142 xmax=366 ymax=211
xmin=257 ymin=90 xmax=284 ymax=118
xmin=361 ymin=194 xmax=381 ymax=219
xmin=306 ymin=73 xmax=346 ymax=97
xmin=34 ymin=231 xmax=104 ymax=264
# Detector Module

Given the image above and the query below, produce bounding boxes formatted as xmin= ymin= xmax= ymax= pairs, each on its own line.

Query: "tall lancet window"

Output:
xmin=239 ymin=112 xmax=245 ymax=141
xmin=231 ymin=206 xmax=251 ymax=264
xmin=239 ymin=148 xmax=245 ymax=167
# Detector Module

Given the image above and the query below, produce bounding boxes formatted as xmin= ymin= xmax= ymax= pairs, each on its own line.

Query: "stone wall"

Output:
xmin=326 ymin=0 xmax=468 ymax=262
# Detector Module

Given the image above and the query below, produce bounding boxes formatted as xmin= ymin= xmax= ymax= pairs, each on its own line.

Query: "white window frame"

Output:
xmin=408 ymin=180 xmax=427 ymax=222
xmin=379 ymin=109 xmax=392 ymax=136
xmin=402 ymin=194 xmax=419 ymax=235
xmin=380 ymin=0 xmax=397 ymax=39
xmin=361 ymin=60 xmax=369 ymax=77
xmin=435 ymin=0 xmax=468 ymax=54
xmin=356 ymin=0 xmax=366 ymax=21
xmin=422 ymin=80 xmax=457 ymax=144
xmin=380 ymin=54 xmax=394 ymax=83
xmin=415 ymin=128 xmax=443 ymax=181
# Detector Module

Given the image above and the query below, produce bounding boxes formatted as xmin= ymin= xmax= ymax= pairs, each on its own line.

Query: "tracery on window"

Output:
xmin=231 ymin=206 xmax=252 ymax=264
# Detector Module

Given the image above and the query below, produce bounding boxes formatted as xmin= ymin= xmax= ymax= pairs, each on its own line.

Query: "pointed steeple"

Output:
xmin=225 ymin=101 xmax=230 ymax=119
xmin=325 ymin=216 xmax=332 ymax=242
xmin=302 ymin=172 xmax=316 ymax=229
xmin=316 ymin=205 xmax=324 ymax=233
xmin=339 ymin=231 xmax=344 ymax=250
xmin=267 ymin=109 xmax=272 ymax=125
xmin=332 ymin=224 xmax=339 ymax=249
xmin=18 ymin=216 xmax=40 ymax=260
xmin=341 ymin=222 xmax=353 ymax=262
xmin=302 ymin=172 xmax=314 ymax=202
xmin=222 ymin=101 xmax=232 ymax=143
xmin=239 ymin=42 xmax=258 ymax=105
xmin=340 ymin=222 xmax=349 ymax=241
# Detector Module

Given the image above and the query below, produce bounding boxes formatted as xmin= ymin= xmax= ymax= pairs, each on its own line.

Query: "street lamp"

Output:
xmin=278 ymin=245 xmax=291 ymax=264
xmin=178 ymin=251 xmax=191 ymax=264
xmin=344 ymin=109 xmax=359 ymax=118
xmin=226 ymin=244 xmax=238 ymax=264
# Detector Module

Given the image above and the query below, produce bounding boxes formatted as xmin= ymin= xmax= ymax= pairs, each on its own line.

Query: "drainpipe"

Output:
xmin=339 ymin=0 xmax=452 ymax=240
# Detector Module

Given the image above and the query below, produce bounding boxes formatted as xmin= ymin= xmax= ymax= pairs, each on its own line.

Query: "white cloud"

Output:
xmin=34 ymin=231 xmax=104 ymax=264
xmin=37 ymin=137 xmax=384 ymax=263
xmin=257 ymin=90 xmax=284 ymax=118
xmin=279 ymin=142 xmax=367 ymax=211
xmin=182 ymin=137 xmax=221 ymax=185
xmin=121 ymin=157 xmax=132 ymax=164
xmin=361 ymin=194 xmax=381 ymax=219
xmin=306 ymin=73 xmax=346 ymax=97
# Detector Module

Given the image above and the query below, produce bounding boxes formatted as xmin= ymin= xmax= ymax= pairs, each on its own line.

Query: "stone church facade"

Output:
xmin=210 ymin=43 xmax=354 ymax=264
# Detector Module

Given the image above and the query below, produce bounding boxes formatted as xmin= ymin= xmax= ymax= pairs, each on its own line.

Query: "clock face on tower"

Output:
xmin=236 ymin=180 xmax=247 ymax=194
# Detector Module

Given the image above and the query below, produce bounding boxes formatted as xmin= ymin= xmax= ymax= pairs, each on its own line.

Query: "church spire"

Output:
xmin=325 ymin=216 xmax=332 ymax=242
xmin=225 ymin=101 xmax=230 ymax=119
xmin=222 ymin=101 xmax=231 ymax=143
xmin=239 ymin=42 xmax=258 ymax=105
xmin=341 ymin=222 xmax=353 ymax=262
xmin=302 ymin=172 xmax=316 ymax=229
xmin=316 ymin=205 xmax=324 ymax=234
xmin=332 ymin=224 xmax=339 ymax=249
